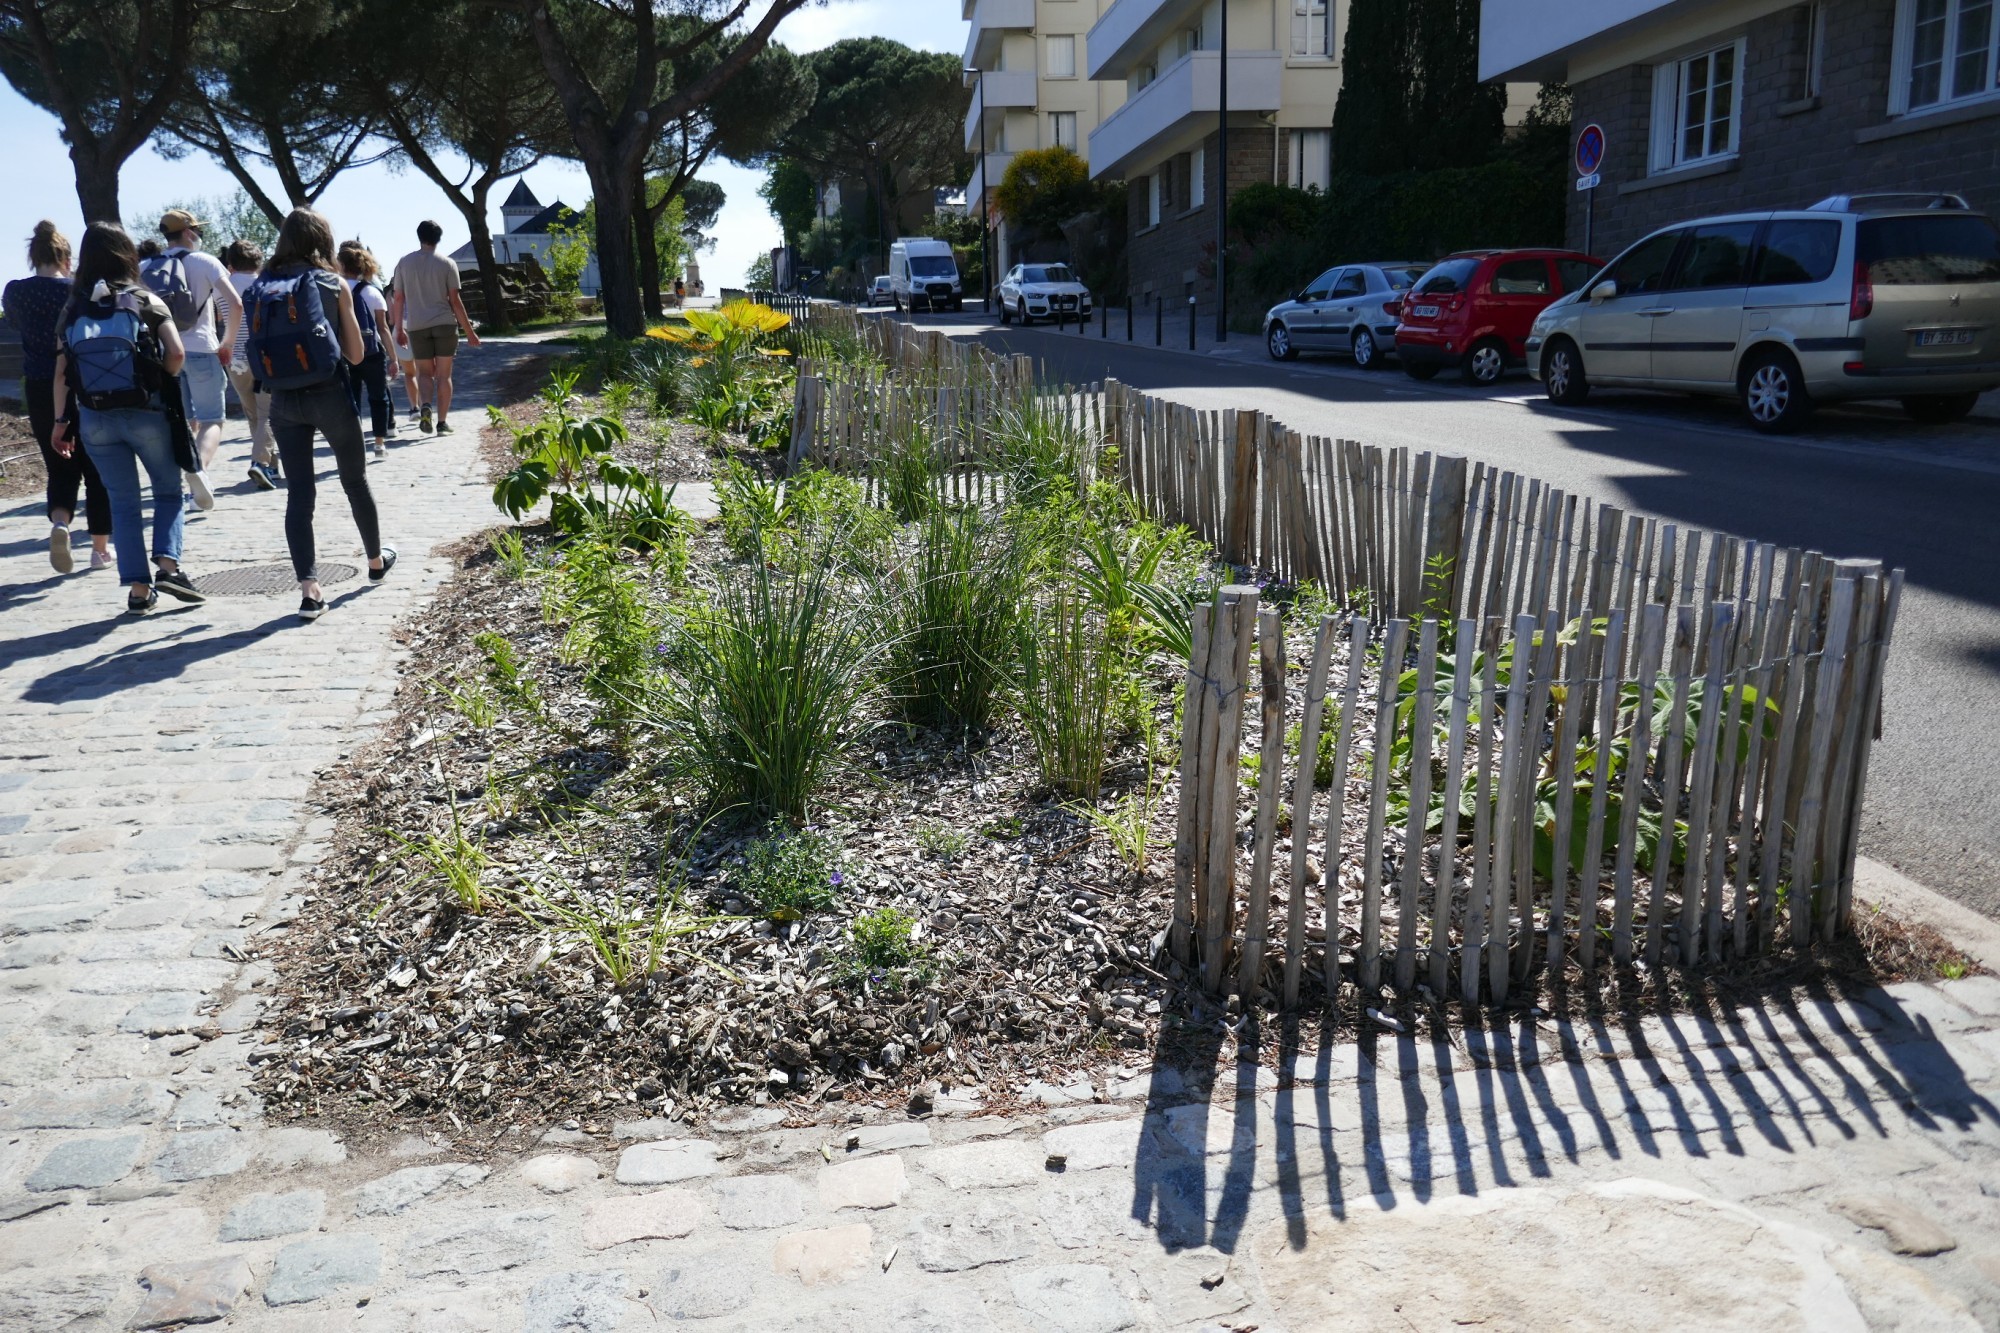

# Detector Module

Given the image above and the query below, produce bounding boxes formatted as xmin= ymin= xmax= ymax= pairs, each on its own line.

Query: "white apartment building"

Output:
xmin=963 ymin=0 xmax=1127 ymax=275
xmin=1083 ymin=0 xmax=1347 ymax=314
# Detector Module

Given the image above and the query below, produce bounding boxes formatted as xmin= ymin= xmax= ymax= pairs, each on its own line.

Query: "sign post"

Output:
xmin=1575 ymin=122 xmax=1605 ymax=256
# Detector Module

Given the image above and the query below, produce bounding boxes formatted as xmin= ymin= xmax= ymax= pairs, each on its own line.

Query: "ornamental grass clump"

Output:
xmin=1013 ymin=585 xmax=1125 ymax=801
xmin=645 ymin=532 xmax=883 ymax=821
xmin=887 ymin=502 xmax=1026 ymax=735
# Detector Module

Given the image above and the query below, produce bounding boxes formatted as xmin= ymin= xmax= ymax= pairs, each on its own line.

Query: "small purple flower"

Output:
xmin=830 ymin=869 xmax=844 ymax=887
xmin=654 ymin=641 xmax=671 ymax=656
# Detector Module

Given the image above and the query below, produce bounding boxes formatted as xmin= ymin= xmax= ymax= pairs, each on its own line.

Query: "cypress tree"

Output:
xmin=1332 ymin=0 xmax=1503 ymax=177
xmin=1330 ymin=0 xmax=1413 ymax=178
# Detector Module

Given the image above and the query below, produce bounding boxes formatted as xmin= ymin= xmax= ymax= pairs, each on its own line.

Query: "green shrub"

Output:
xmin=840 ymin=906 xmax=932 ymax=991
xmin=644 ymin=533 xmax=884 ymax=821
xmin=736 ymin=827 xmax=844 ymax=919
xmin=552 ymin=537 xmax=658 ymax=732
xmin=887 ymin=503 xmax=1026 ymax=734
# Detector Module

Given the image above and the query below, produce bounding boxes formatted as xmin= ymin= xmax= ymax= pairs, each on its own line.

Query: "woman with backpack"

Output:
xmin=4 ymin=220 xmax=112 ymax=573
xmin=247 ymin=208 xmax=394 ymax=622
xmin=222 ymin=239 xmax=280 ymax=490
xmin=48 ymin=222 xmax=205 ymax=614
xmin=336 ymin=241 xmax=396 ymax=459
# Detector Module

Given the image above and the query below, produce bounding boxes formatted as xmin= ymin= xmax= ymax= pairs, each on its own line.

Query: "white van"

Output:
xmin=888 ymin=238 xmax=962 ymax=312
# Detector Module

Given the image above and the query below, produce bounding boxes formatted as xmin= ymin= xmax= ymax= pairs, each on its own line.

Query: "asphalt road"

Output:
xmin=906 ymin=309 xmax=2000 ymax=920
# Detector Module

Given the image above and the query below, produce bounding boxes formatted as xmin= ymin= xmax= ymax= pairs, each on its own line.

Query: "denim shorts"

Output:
xmin=180 ymin=350 xmax=228 ymax=423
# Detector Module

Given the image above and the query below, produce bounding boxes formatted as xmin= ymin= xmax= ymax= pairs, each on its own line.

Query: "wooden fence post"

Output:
xmin=1285 ymin=621 xmax=1338 ymax=1008
xmin=1171 ymin=605 xmax=1216 ymax=965
xmin=785 ymin=374 xmax=823 ymax=477
xmin=1223 ymin=411 xmax=1260 ymax=568
xmin=1201 ymin=586 xmax=1261 ymax=994
xmin=1242 ymin=608 xmax=1287 ymax=999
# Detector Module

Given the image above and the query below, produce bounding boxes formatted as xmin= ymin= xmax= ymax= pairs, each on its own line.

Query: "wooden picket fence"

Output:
xmin=1177 ymin=566 xmax=1899 ymax=1006
xmin=781 ymin=356 xmax=1905 ymax=1003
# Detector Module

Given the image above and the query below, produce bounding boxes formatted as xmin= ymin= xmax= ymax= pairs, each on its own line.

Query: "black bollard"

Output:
xmin=1100 ymin=304 xmax=1107 ymax=338
xmin=1125 ymin=300 xmax=1133 ymax=342
xmin=1154 ymin=298 xmax=1162 ymax=347
xmin=1187 ymin=296 xmax=1196 ymax=351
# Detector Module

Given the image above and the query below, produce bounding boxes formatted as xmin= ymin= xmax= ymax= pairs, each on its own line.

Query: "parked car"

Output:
xmin=889 ymin=237 xmax=963 ymax=312
xmin=1264 ymin=262 xmax=1428 ymax=366
xmin=997 ymin=263 xmax=1093 ymax=325
xmin=1395 ymin=248 xmax=1602 ymax=385
xmin=866 ymin=275 xmax=894 ymax=307
xmin=1528 ymin=193 xmax=2000 ymax=432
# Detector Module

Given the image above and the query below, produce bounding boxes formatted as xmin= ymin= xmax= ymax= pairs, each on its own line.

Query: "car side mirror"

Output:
xmin=1589 ymin=280 xmax=1617 ymax=304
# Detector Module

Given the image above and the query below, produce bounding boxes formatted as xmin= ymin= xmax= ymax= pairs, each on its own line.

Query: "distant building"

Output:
xmin=452 ymin=181 xmax=603 ymax=296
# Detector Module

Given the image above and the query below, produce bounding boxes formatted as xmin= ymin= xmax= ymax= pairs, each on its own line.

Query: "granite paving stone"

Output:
xmin=24 ymin=1133 xmax=144 ymax=1191
xmin=263 ymin=1234 xmax=383 ymax=1306
xmin=523 ymin=1270 xmax=631 ymax=1333
xmin=130 ymin=1254 xmax=254 ymax=1329
xmin=218 ymin=1188 xmax=325 ymax=1241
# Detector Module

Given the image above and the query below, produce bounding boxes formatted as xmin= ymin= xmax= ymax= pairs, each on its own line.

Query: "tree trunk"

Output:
xmin=583 ymin=151 xmax=644 ymax=339
xmin=635 ymin=167 xmax=663 ymax=321
xmin=70 ymin=146 xmax=122 ymax=225
xmin=461 ymin=180 xmax=509 ymax=334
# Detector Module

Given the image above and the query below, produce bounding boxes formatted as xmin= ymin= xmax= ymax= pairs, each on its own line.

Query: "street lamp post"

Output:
xmin=965 ymin=67 xmax=994 ymax=313
xmin=1214 ymin=0 xmax=1228 ymax=344
xmin=867 ymin=140 xmax=883 ymax=279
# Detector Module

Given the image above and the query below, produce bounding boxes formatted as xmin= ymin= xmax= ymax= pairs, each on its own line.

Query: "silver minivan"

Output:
xmin=1526 ymin=194 xmax=2000 ymax=432
xmin=1264 ymin=262 xmax=1428 ymax=368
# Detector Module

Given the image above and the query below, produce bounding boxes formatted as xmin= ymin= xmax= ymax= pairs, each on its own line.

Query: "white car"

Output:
xmin=866 ymin=276 xmax=894 ymax=307
xmin=997 ymin=263 xmax=1093 ymax=325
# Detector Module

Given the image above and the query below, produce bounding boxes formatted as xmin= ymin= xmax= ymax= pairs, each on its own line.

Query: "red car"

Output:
xmin=1394 ymin=248 xmax=1602 ymax=386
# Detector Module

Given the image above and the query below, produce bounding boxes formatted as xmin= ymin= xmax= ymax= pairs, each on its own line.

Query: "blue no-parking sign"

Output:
xmin=1575 ymin=123 xmax=1606 ymax=181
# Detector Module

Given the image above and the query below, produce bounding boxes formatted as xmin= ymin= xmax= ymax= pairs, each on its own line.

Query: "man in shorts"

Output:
xmin=152 ymin=209 xmax=242 ymax=509
xmin=390 ymin=220 xmax=480 ymax=435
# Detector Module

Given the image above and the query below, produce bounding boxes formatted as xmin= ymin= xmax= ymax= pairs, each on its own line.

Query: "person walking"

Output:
xmin=50 ymin=222 xmax=206 ymax=615
xmin=221 ymin=239 xmax=280 ymax=490
xmin=5 ymin=220 xmax=111 ymax=573
xmin=337 ymin=241 xmax=397 ymax=460
xmin=141 ymin=210 xmax=241 ymax=513
xmin=246 ymin=208 xmax=394 ymax=622
xmin=389 ymin=220 xmax=479 ymax=436
xmin=385 ymin=274 xmax=424 ymax=430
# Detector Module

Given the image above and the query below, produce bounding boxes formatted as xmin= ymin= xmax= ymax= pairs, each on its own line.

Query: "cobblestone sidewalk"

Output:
xmin=3 ymin=348 xmax=2000 ymax=1330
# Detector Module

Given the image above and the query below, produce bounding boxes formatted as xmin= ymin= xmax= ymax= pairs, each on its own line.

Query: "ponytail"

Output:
xmin=27 ymin=220 xmax=71 ymax=272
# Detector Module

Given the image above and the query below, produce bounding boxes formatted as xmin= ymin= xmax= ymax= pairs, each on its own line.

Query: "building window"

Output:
xmin=1795 ymin=2 xmax=1826 ymax=98
xmin=1050 ymin=111 xmax=1078 ymax=150
xmin=1147 ymin=174 xmax=1161 ymax=227
xmin=1046 ymin=34 xmax=1077 ymax=78
xmin=1650 ymin=39 xmax=1744 ymax=170
xmin=1190 ymin=146 xmax=1206 ymax=208
xmin=1894 ymin=0 xmax=2000 ymax=111
xmin=1292 ymin=0 xmax=1332 ymax=57
xmin=1288 ymin=129 xmax=1330 ymax=192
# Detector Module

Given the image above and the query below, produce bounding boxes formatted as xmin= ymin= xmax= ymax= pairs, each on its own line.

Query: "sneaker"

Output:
xmin=368 ymin=547 xmax=398 ymax=582
xmin=248 ymin=462 xmax=277 ymax=490
xmin=182 ymin=491 xmax=201 ymax=519
xmin=184 ymin=469 xmax=215 ymax=511
xmin=297 ymin=596 xmax=326 ymax=622
xmin=372 ymin=439 xmax=386 ymax=460
xmin=90 ymin=549 xmax=113 ymax=572
xmin=419 ymin=405 xmax=434 ymax=435
xmin=154 ymin=568 xmax=207 ymax=603
xmin=434 ymin=419 xmax=454 ymax=435
xmin=126 ymin=587 xmax=158 ymax=616
xmin=48 ymin=524 xmax=73 ymax=574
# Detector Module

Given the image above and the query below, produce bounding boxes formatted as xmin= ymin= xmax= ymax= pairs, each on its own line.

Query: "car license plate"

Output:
xmin=1412 ymin=304 xmax=1440 ymax=318
xmin=1913 ymin=328 xmax=1975 ymax=347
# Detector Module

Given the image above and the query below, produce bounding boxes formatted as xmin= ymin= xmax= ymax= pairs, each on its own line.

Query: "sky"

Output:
xmin=0 ymin=0 xmax=966 ymax=290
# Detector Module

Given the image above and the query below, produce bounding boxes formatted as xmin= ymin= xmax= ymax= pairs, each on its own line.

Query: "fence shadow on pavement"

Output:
xmin=1129 ymin=982 xmax=2000 ymax=1257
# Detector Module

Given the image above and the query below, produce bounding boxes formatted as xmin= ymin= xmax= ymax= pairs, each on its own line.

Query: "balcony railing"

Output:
xmin=963 ymin=69 xmax=1038 ymax=152
xmin=964 ymin=0 xmax=1036 ymax=69
xmin=1086 ymin=49 xmax=1281 ymax=178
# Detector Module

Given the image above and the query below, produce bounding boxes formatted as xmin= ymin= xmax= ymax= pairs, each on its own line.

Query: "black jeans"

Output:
xmin=346 ymin=350 xmax=392 ymax=439
xmin=270 ymin=376 xmax=382 ymax=582
xmin=26 ymin=376 xmax=110 ymax=534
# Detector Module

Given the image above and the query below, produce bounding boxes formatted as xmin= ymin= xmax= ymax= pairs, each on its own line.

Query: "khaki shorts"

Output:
xmin=409 ymin=324 xmax=459 ymax=361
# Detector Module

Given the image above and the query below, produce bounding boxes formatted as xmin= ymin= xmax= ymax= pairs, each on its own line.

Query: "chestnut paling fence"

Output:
xmin=782 ymin=329 xmax=1904 ymax=1006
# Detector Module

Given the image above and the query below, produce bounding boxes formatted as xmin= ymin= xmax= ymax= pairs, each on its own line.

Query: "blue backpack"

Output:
xmin=245 ymin=268 xmax=343 ymax=390
xmin=65 ymin=291 xmax=159 ymax=412
xmin=351 ymin=280 xmax=382 ymax=359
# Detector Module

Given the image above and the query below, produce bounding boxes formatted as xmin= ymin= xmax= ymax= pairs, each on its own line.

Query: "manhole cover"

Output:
xmin=195 ymin=561 xmax=359 ymax=596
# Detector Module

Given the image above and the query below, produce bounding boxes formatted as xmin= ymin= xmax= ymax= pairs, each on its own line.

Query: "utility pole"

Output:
xmin=966 ymin=67 xmax=994 ymax=313
xmin=1214 ymin=0 xmax=1228 ymax=344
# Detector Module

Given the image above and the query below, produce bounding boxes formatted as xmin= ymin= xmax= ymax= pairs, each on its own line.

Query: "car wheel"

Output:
xmin=1901 ymin=391 xmax=1980 ymax=424
xmin=1402 ymin=359 xmax=1441 ymax=382
xmin=1267 ymin=322 xmax=1298 ymax=361
xmin=1462 ymin=338 xmax=1507 ymax=386
xmin=1350 ymin=328 xmax=1379 ymax=369
xmin=1018 ymin=299 xmax=1031 ymax=326
xmin=1739 ymin=348 xmax=1815 ymax=434
xmin=1542 ymin=339 xmax=1589 ymax=405
xmin=998 ymin=300 xmax=1011 ymax=326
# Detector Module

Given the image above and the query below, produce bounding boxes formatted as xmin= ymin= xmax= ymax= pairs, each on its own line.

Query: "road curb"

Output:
xmin=1854 ymin=855 xmax=2000 ymax=971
